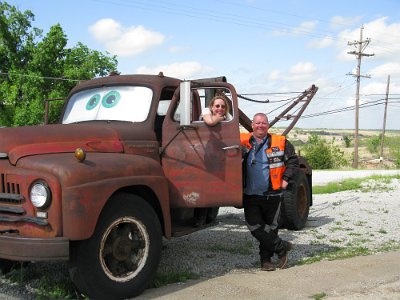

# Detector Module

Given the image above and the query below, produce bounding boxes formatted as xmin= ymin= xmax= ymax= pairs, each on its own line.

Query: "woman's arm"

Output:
xmin=202 ymin=107 xmax=224 ymax=126
xmin=203 ymin=113 xmax=225 ymax=126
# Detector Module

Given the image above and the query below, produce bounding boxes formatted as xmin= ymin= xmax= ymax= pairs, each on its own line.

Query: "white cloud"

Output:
xmin=362 ymin=81 xmax=388 ymax=96
xmin=337 ymin=17 xmax=400 ymax=62
xmin=168 ymin=45 xmax=192 ymax=54
xmin=266 ymin=62 xmax=317 ymax=86
xmin=292 ymin=21 xmax=318 ymax=35
xmin=269 ymin=70 xmax=281 ymax=80
xmin=330 ymin=16 xmax=362 ymax=30
xmin=89 ymin=19 xmax=164 ymax=57
xmin=272 ymin=20 xmax=318 ymax=36
xmin=135 ymin=61 xmax=214 ymax=79
xmin=369 ymin=62 xmax=400 ymax=78
xmin=308 ymin=36 xmax=334 ymax=49
xmin=289 ymin=62 xmax=316 ymax=75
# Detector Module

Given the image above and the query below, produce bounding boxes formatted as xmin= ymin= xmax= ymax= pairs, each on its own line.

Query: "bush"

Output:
xmin=366 ymin=135 xmax=381 ymax=154
xmin=343 ymin=135 xmax=352 ymax=148
xmin=302 ymin=134 xmax=348 ymax=169
xmin=386 ymin=136 xmax=400 ymax=167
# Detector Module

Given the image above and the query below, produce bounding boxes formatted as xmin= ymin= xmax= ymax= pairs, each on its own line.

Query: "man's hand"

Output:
xmin=281 ymin=179 xmax=288 ymax=189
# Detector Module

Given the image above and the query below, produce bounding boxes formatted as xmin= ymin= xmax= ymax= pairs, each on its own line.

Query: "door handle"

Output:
xmin=222 ymin=145 xmax=240 ymax=150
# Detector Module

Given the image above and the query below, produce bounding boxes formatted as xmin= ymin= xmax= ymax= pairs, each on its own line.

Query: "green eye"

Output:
xmin=102 ymin=91 xmax=121 ymax=108
xmin=86 ymin=94 xmax=100 ymax=110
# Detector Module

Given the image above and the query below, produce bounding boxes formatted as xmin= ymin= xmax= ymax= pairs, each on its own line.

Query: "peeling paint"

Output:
xmin=183 ymin=192 xmax=200 ymax=204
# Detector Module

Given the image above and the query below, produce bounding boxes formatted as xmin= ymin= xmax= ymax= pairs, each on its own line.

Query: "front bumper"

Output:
xmin=0 ymin=233 xmax=69 ymax=261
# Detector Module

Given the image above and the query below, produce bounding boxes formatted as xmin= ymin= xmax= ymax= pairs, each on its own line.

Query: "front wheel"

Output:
xmin=282 ymin=171 xmax=311 ymax=230
xmin=68 ymin=193 xmax=162 ymax=299
xmin=0 ymin=259 xmax=16 ymax=275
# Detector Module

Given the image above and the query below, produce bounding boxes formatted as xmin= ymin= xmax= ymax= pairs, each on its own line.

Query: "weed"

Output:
xmin=310 ymin=292 xmax=327 ymax=300
xmin=35 ymin=277 xmax=78 ymax=299
xmin=313 ymin=175 xmax=399 ymax=194
xmin=207 ymin=241 xmax=253 ymax=255
xmin=152 ymin=269 xmax=200 ymax=288
xmin=353 ymin=221 xmax=367 ymax=226
xmin=6 ymin=266 xmax=78 ymax=299
xmin=376 ymin=240 xmax=400 ymax=252
xmin=297 ymin=246 xmax=370 ymax=265
xmin=329 ymin=239 xmax=344 ymax=244
xmin=348 ymin=232 xmax=362 ymax=236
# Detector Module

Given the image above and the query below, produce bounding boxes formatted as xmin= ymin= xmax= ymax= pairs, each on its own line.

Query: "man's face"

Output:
xmin=252 ymin=115 xmax=269 ymax=139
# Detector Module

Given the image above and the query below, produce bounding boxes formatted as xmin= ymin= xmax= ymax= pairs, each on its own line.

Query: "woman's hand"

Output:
xmin=203 ymin=114 xmax=224 ymax=126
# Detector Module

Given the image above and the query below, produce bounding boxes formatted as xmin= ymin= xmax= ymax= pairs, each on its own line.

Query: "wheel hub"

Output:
xmin=113 ymin=236 xmax=132 ymax=261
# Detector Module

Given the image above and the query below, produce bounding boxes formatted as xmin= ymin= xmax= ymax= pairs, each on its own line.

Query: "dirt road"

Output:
xmin=138 ymin=250 xmax=400 ymax=299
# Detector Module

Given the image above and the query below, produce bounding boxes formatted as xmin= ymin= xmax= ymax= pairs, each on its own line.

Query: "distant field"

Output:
xmin=272 ymin=127 xmax=400 ymax=169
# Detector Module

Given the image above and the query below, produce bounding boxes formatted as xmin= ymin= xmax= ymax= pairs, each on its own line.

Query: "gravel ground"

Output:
xmin=156 ymin=177 xmax=400 ymax=277
xmin=0 ymin=170 xmax=399 ymax=299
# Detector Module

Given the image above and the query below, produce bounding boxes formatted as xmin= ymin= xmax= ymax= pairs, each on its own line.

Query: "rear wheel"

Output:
xmin=282 ymin=171 xmax=311 ymax=230
xmin=68 ymin=193 xmax=162 ymax=299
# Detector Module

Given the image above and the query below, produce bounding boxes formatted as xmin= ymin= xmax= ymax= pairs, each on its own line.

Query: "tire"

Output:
xmin=0 ymin=259 xmax=16 ymax=274
xmin=68 ymin=193 xmax=162 ymax=299
xmin=206 ymin=207 xmax=219 ymax=223
xmin=282 ymin=170 xmax=311 ymax=230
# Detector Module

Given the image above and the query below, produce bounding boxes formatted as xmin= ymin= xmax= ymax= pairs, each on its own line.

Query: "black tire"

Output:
xmin=0 ymin=259 xmax=16 ymax=275
xmin=68 ymin=193 xmax=162 ymax=299
xmin=206 ymin=207 xmax=219 ymax=223
xmin=282 ymin=171 xmax=311 ymax=230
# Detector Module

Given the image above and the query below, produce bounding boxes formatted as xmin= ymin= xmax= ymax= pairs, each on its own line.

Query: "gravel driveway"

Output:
xmin=1 ymin=170 xmax=399 ymax=299
xmin=154 ymin=170 xmax=400 ymax=277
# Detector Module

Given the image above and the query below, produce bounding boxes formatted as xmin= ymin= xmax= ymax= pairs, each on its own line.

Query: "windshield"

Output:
xmin=62 ymin=86 xmax=153 ymax=124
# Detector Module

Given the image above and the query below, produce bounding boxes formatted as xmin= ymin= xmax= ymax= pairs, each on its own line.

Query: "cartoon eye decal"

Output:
xmin=86 ymin=94 xmax=101 ymax=110
xmin=102 ymin=90 xmax=121 ymax=108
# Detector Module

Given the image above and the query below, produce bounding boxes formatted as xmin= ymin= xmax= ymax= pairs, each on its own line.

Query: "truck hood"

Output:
xmin=0 ymin=124 xmax=123 ymax=165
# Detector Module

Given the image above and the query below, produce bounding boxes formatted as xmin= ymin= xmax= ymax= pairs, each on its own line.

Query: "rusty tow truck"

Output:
xmin=0 ymin=73 xmax=318 ymax=299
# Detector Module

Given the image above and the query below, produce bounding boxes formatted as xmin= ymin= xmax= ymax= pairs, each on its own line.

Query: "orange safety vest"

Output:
xmin=240 ymin=133 xmax=286 ymax=190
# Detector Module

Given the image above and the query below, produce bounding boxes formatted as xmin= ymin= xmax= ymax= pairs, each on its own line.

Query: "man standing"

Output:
xmin=241 ymin=113 xmax=299 ymax=271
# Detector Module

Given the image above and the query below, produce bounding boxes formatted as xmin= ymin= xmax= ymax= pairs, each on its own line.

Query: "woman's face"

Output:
xmin=211 ymin=98 xmax=226 ymax=117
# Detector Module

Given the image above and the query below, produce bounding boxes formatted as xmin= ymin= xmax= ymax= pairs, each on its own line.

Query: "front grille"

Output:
xmin=0 ymin=173 xmax=23 ymax=204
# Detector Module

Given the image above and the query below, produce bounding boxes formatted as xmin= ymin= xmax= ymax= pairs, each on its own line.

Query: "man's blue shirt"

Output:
xmin=244 ymin=136 xmax=270 ymax=195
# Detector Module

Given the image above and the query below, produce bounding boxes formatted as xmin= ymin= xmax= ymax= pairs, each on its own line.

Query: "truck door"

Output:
xmin=161 ymin=83 xmax=243 ymax=208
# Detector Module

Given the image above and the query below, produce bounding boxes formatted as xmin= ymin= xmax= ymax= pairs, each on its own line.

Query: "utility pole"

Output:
xmin=347 ymin=25 xmax=374 ymax=168
xmin=380 ymin=75 xmax=390 ymax=161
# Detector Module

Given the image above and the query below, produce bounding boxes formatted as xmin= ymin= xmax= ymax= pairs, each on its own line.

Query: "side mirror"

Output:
xmin=179 ymin=81 xmax=191 ymax=126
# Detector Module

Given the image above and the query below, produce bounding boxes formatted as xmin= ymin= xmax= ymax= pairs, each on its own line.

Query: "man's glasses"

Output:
xmin=214 ymin=104 xmax=225 ymax=108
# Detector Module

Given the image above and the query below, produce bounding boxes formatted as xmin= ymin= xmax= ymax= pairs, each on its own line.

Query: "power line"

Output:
xmin=0 ymin=72 xmax=80 ymax=82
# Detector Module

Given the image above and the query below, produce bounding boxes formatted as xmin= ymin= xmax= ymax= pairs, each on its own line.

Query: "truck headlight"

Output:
xmin=30 ymin=181 xmax=51 ymax=209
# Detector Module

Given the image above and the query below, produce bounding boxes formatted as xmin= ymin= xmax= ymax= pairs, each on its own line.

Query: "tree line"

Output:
xmin=0 ymin=1 xmax=118 ymax=127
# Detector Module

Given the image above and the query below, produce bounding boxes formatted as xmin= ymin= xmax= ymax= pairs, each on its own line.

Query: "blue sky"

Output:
xmin=8 ymin=0 xmax=400 ymax=130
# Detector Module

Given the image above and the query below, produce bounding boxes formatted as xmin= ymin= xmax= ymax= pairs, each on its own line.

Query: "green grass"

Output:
xmin=297 ymin=240 xmax=400 ymax=266
xmin=297 ymin=246 xmax=371 ymax=265
xmin=152 ymin=269 xmax=200 ymax=288
xmin=313 ymin=174 xmax=400 ymax=194
xmin=207 ymin=241 xmax=254 ymax=255
xmin=310 ymin=292 xmax=327 ymax=300
xmin=5 ymin=266 xmax=79 ymax=299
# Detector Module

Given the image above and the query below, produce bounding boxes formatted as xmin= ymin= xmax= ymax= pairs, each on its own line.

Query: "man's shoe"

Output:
xmin=261 ymin=260 xmax=276 ymax=271
xmin=277 ymin=241 xmax=293 ymax=269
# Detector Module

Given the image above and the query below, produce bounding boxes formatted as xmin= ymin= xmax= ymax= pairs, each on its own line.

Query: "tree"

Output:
xmin=0 ymin=2 xmax=118 ymax=127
